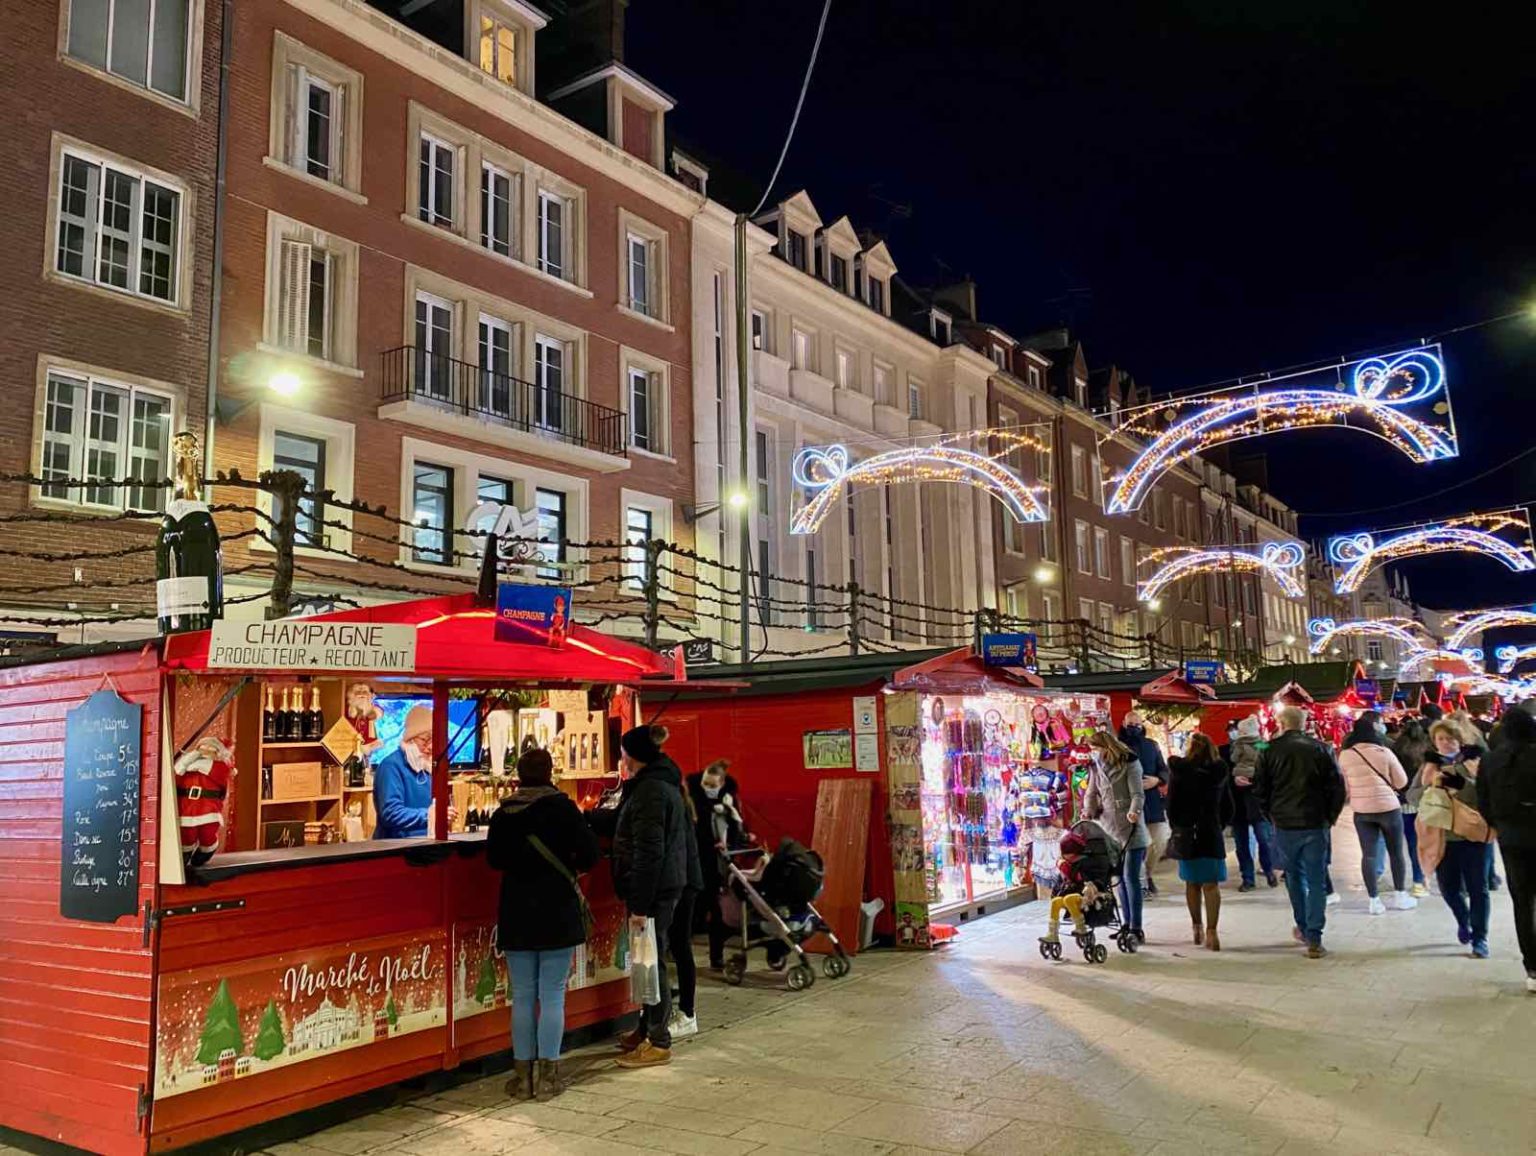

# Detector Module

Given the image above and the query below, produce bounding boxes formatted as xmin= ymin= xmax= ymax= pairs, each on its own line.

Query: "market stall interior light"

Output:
xmin=1137 ymin=541 xmax=1306 ymax=602
xmin=1328 ymin=509 xmax=1536 ymax=594
xmin=790 ymin=430 xmax=1051 ymax=535
xmin=1307 ymin=616 xmax=1429 ymax=656
xmin=1101 ymin=346 xmax=1455 ymax=515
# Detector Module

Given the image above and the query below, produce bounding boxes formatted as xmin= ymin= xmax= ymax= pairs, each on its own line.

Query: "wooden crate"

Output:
xmin=270 ymin=761 xmax=324 ymax=801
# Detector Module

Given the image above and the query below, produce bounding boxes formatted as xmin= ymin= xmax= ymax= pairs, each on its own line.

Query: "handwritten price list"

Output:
xmin=60 ymin=689 xmax=143 ymax=923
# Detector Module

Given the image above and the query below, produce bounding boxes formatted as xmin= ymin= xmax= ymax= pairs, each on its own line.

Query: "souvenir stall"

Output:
xmin=1042 ymin=668 xmax=1218 ymax=761
xmin=0 ymin=592 xmax=677 ymax=1156
xmin=660 ymin=647 xmax=1110 ymax=951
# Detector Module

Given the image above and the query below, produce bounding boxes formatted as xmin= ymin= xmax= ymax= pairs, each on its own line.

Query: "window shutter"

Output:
xmin=288 ymin=65 xmax=306 ymax=168
xmin=278 ymin=239 xmax=312 ymax=351
xmin=330 ymin=83 xmax=345 ymax=184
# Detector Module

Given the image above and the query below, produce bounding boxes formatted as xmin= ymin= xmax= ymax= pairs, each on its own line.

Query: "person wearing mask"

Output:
xmin=611 ymin=724 xmax=690 ymax=1069
xmin=1229 ymin=715 xmax=1279 ymax=891
xmin=486 ymin=749 xmax=600 ymax=1101
xmin=1474 ymin=702 xmax=1536 ymax=992
xmin=1119 ymin=713 xmax=1169 ymax=896
xmin=1167 ymin=733 xmax=1233 ymax=950
xmin=1085 ymin=731 xmax=1149 ymax=942
xmin=1448 ymin=711 xmax=1502 ymax=892
xmin=373 ymin=706 xmax=455 ymax=839
xmin=1253 ymin=706 xmax=1347 ymax=958
xmin=1392 ymin=719 xmax=1433 ymax=897
xmin=686 ymin=760 xmax=748 ymax=969
xmin=1337 ymin=711 xmax=1416 ymax=914
xmin=1425 ymin=720 xmax=1493 ymax=959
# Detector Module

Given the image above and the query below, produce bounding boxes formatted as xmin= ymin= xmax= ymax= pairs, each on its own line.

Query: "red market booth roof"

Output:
xmin=162 ymin=593 xmax=674 ymax=683
xmin=888 ymin=647 xmax=1044 ymax=694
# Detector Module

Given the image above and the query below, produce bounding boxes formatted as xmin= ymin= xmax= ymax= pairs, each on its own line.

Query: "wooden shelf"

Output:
xmin=343 ymin=786 xmax=373 ymax=793
xmin=260 ymin=795 xmax=343 ymax=805
xmin=262 ymin=740 xmax=328 ymax=748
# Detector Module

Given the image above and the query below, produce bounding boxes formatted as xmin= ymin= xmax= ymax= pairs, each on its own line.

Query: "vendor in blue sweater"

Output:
xmin=373 ymin=705 xmax=450 ymax=839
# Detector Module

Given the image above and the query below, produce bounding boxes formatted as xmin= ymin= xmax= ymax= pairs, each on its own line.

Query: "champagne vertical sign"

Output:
xmin=60 ymin=689 xmax=143 ymax=922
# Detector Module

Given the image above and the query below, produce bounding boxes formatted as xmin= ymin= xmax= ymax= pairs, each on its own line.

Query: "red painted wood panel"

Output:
xmin=810 ymin=778 xmax=872 ymax=955
xmin=0 ymin=648 xmax=160 ymax=1156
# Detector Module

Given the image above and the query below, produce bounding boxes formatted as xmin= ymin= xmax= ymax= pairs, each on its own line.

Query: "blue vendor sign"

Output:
xmin=1183 ymin=659 xmax=1224 ymax=685
xmin=981 ymin=632 xmax=1038 ymax=673
xmin=495 ymin=583 xmax=573 ymax=646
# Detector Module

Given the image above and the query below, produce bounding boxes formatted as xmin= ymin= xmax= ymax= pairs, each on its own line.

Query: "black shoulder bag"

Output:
xmin=528 ymin=834 xmax=595 ymax=936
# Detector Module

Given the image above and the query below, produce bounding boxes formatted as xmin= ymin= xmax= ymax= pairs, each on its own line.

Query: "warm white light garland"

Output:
xmin=1328 ymin=509 xmax=1535 ymax=594
xmin=1137 ymin=541 xmax=1305 ymax=602
xmin=1495 ymin=644 xmax=1536 ymax=674
xmin=1307 ymin=616 xmax=1430 ymax=656
xmin=1444 ymin=608 xmax=1536 ymax=652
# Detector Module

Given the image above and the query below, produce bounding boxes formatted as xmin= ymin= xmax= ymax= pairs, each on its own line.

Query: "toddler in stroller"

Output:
xmin=1039 ymin=821 xmax=1139 ymax=964
xmin=716 ymin=832 xmax=852 ymax=990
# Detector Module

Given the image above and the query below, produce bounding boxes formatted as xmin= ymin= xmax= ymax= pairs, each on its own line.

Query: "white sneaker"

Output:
xmin=1368 ymin=896 xmax=1386 ymax=916
xmin=1390 ymin=891 xmax=1418 ymax=911
xmin=1326 ymin=893 xmax=1341 ymax=908
xmin=1526 ymin=975 xmax=1536 ymax=994
xmin=667 ymin=1011 xmax=698 ymax=1039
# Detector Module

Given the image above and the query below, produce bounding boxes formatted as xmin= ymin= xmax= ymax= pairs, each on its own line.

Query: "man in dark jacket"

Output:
xmin=1120 ymin=714 xmax=1169 ymax=894
xmin=1253 ymin=706 xmax=1346 ymax=958
xmin=610 ymin=725 xmax=690 ymax=1067
xmin=1476 ymin=703 xmax=1536 ymax=992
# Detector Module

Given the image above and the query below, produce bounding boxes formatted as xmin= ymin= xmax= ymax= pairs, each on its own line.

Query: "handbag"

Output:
xmin=528 ymin=834 xmax=595 ymax=936
xmin=1164 ymin=826 xmax=1198 ymax=861
xmin=1418 ymin=785 xmax=1454 ymax=830
xmin=1450 ymin=796 xmax=1495 ymax=844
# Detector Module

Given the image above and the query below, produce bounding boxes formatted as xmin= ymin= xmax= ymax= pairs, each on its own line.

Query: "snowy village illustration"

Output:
xmin=153 ymin=933 xmax=448 ymax=1099
xmin=452 ymin=908 xmax=632 ymax=1024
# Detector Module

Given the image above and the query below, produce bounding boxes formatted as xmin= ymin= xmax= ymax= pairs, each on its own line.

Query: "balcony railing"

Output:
xmin=380 ymin=345 xmax=628 ymax=458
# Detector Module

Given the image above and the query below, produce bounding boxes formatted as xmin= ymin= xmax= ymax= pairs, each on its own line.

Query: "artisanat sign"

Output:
xmin=494 ymin=583 xmax=573 ymax=647
xmin=1183 ymin=659 xmax=1225 ymax=686
xmin=154 ymin=930 xmax=446 ymax=1099
xmin=981 ymin=632 xmax=1038 ymax=672
xmin=1354 ymin=678 xmax=1380 ymax=706
xmin=60 ymin=689 xmax=143 ymax=923
xmin=206 ymin=621 xmax=417 ymax=672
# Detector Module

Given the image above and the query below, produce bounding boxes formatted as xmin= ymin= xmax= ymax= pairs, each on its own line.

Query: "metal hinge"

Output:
xmin=141 ymin=899 xmax=159 ymax=949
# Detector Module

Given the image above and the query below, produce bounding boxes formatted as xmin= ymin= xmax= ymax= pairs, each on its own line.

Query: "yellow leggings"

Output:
xmin=1049 ymin=893 xmax=1086 ymax=932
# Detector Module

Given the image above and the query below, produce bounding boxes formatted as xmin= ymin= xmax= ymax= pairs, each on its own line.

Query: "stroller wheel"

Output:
xmin=722 ymin=954 xmax=747 ymax=986
xmin=1090 ymin=943 xmax=1108 ymax=964
xmin=787 ymin=963 xmax=816 ymax=991
xmin=822 ymin=954 xmax=851 ymax=979
xmin=1047 ymin=941 xmax=1062 ymax=961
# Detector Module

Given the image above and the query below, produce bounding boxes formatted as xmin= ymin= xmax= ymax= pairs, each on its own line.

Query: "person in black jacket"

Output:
xmin=1475 ymin=703 xmax=1536 ymax=992
xmin=486 ymin=749 xmax=599 ymax=1102
xmin=1253 ymin=706 xmax=1347 ymax=958
xmin=686 ymin=760 xmax=749 ymax=968
xmin=665 ymin=769 xmax=706 ymax=1041
xmin=611 ymin=723 xmax=690 ymax=1068
xmin=1167 ymin=733 xmax=1233 ymax=951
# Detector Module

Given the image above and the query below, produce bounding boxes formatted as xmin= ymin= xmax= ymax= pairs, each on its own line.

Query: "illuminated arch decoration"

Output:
xmin=1398 ymin=646 xmax=1482 ymax=680
xmin=1103 ymin=346 xmax=1454 ymax=515
xmin=1327 ymin=508 xmax=1535 ymax=594
xmin=1445 ymin=608 xmax=1536 ymax=651
xmin=1495 ymin=644 xmax=1536 ymax=674
xmin=1306 ymin=616 xmax=1429 ymax=656
xmin=1137 ymin=540 xmax=1305 ymax=603
xmin=790 ymin=430 xmax=1050 ymax=535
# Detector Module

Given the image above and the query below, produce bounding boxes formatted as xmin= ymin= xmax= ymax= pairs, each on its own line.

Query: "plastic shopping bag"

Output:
xmin=629 ymin=916 xmax=660 ymax=1006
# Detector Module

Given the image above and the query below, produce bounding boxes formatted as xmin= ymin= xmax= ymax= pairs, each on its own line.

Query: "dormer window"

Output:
xmin=990 ymin=345 xmax=1008 ymax=370
xmin=1027 ymin=366 xmax=1042 ymax=390
xmin=786 ymin=231 xmax=808 ymax=272
xmin=867 ymin=277 xmax=884 ymax=313
xmin=479 ymin=16 xmax=517 ymax=84
xmin=1074 ymin=377 xmax=1088 ymax=407
xmin=830 ymin=254 xmax=848 ymax=293
xmin=930 ymin=311 xmax=951 ymax=346
xmin=466 ymin=1 xmax=543 ymax=95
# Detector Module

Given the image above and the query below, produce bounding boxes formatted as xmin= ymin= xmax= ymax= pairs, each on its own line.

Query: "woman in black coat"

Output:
xmin=486 ymin=749 xmax=599 ymax=1102
xmin=1167 ymin=732 xmax=1234 ymax=951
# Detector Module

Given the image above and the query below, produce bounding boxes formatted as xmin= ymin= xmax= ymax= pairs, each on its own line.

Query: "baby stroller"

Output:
xmin=1038 ymin=819 xmax=1139 ymax=965
xmin=714 ymin=824 xmax=852 ymax=991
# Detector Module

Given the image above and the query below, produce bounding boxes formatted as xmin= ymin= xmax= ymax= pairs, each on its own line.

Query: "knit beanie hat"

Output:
xmin=620 ymin=724 xmax=662 ymax=763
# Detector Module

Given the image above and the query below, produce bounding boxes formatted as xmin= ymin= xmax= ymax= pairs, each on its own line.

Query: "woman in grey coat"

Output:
xmin=1086 ymin=730 xmax=1150 ymax=940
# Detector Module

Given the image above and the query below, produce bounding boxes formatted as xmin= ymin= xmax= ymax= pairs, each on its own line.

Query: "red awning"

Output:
xmin=1136 ymin=671 xmax=1216 ymax=704
xmin=161 ymin=594 xmax=674 ymax=684
xmin=888 ymin=647 xmax=1045 ymax=695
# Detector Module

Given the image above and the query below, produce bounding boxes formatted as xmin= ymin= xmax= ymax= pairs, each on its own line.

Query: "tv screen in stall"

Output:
xmin=374 ymin=695 xmax=481 ymax=769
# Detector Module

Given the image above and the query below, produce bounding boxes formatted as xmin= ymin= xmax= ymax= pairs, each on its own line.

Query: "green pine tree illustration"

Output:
xmin=385 ymin=992 xmax=399 ymax=1027
xmin=195 ymin=978 xmax=245 ymax=1066
xmin=252 ymin=999 xmax=286 ymax=1062
xmin=474 ymin=954 xmax=497 ymax=1004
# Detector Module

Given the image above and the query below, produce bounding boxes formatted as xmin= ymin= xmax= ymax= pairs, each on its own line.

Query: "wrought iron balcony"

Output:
xmin=380 ymin=345 xmax=628 ymax=458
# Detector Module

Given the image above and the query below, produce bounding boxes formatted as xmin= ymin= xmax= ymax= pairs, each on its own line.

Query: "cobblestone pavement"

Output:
xmin=212 ymin=819 xmax=1536 ymax=1154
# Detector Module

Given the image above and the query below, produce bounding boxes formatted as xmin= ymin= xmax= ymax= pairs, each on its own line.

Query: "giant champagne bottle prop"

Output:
xmin=155 ymin=431 xmax=224 ymax=633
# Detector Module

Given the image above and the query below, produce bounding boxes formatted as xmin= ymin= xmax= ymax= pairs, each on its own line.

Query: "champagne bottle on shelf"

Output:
xmin=304 ymin=685 xmax=324 ymax=740
xmin=261 ymin=765 xmax=273 ymax=800
xmin=262 ymin=685 xmax=277 ymax=742
xmin=284 ymin=687 xmax=301 ymax=740
xmin=155 ymin=431 xmax=224 ymax=634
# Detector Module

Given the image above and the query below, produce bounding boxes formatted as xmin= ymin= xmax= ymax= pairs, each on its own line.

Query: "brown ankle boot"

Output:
xmin=504 ymin=1059 xmax=533 ymax=1101
xmin=535 ymin=1059 xmax=564 ymax=1100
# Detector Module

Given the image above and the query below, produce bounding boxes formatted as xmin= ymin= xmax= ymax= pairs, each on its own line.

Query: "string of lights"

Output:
xmin=1138 ymin=541 xmax=1306 ymax=602
xmin=1328 ymin=508 xmax=1536 ymax=594
xmin=1306 ymin=616 xmax=1430 ymax=657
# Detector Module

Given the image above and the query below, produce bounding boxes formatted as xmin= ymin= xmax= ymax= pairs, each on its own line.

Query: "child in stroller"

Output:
xmin=1039 ymin=821 xmax=1139 ymax=963
xmin=715 ymin=827 xmax=853 ymax=990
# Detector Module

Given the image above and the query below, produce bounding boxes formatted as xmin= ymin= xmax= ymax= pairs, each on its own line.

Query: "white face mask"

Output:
xmin=703 ymin=785 xmax=721 ymax=799
xmin=404 ymin=741 xmax=431 ymax=774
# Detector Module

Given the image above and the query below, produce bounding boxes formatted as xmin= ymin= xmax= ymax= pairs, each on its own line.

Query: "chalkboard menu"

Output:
xmin=60 ymin=689 xmax=143 ymax=923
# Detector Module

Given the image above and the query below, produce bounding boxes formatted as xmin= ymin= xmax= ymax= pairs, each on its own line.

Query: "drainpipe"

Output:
xmin=202 ymin=0 xmax=234 ymax=483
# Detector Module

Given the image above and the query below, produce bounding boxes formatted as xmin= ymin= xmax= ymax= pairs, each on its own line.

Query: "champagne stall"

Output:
xmin=0 ymin=586 xmax=681 ymax=1155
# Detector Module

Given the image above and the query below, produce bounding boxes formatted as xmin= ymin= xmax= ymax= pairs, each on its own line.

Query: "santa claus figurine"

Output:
xmin=345 ymin=683 xmax=384 ymax=787
xmin=175 ymin=735 xmax=235 ymax=867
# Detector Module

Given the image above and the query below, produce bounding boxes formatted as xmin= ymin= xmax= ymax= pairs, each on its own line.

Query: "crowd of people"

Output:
xmin=1088 ymin=700 xmax=1536 ymax=981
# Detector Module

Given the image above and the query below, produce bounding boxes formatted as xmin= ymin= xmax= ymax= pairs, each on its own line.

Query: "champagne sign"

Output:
xmin=206 ymin=621 xmax=417 ymax=672
xmin=60 ymin=689 xmax=143 ymax=922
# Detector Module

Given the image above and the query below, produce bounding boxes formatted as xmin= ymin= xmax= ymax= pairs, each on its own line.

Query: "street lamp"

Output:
xmin=683 ymin=490 xmax=749 ymax=524
xmin=1033 ymin=564 xmax=1055 ymax=583
xmin=269 ymin=370 xmax=302 ymax=398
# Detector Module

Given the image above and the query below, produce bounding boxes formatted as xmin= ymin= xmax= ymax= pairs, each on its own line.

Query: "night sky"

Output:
xmin=628 ymin=2 xmax=1536 ymax=613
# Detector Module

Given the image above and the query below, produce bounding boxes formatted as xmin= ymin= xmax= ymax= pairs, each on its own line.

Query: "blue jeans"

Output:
xmin=1402 ymin=812 xmax=1425 ymax=884
xmin=1275 ymin=828 xmax=1330 ymax=946
xmin=1436 ymin=841 xmax=1493 ymax=945
xmin=1118 ymin=847 xmax=1147 ymax=931
xmin=1232 ymin=815 xmax=1276 ymax=885
xmin=506 ymin=946 xmax=576 ymax=1060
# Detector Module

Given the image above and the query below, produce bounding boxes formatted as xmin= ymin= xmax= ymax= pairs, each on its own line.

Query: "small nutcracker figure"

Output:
xmin=174 ymin=735 xmax=235 ymax=866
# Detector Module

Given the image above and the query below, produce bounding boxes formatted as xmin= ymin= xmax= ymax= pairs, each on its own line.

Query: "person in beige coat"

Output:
xmin=1337 ymin=710 xmax=1416 ymax=915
